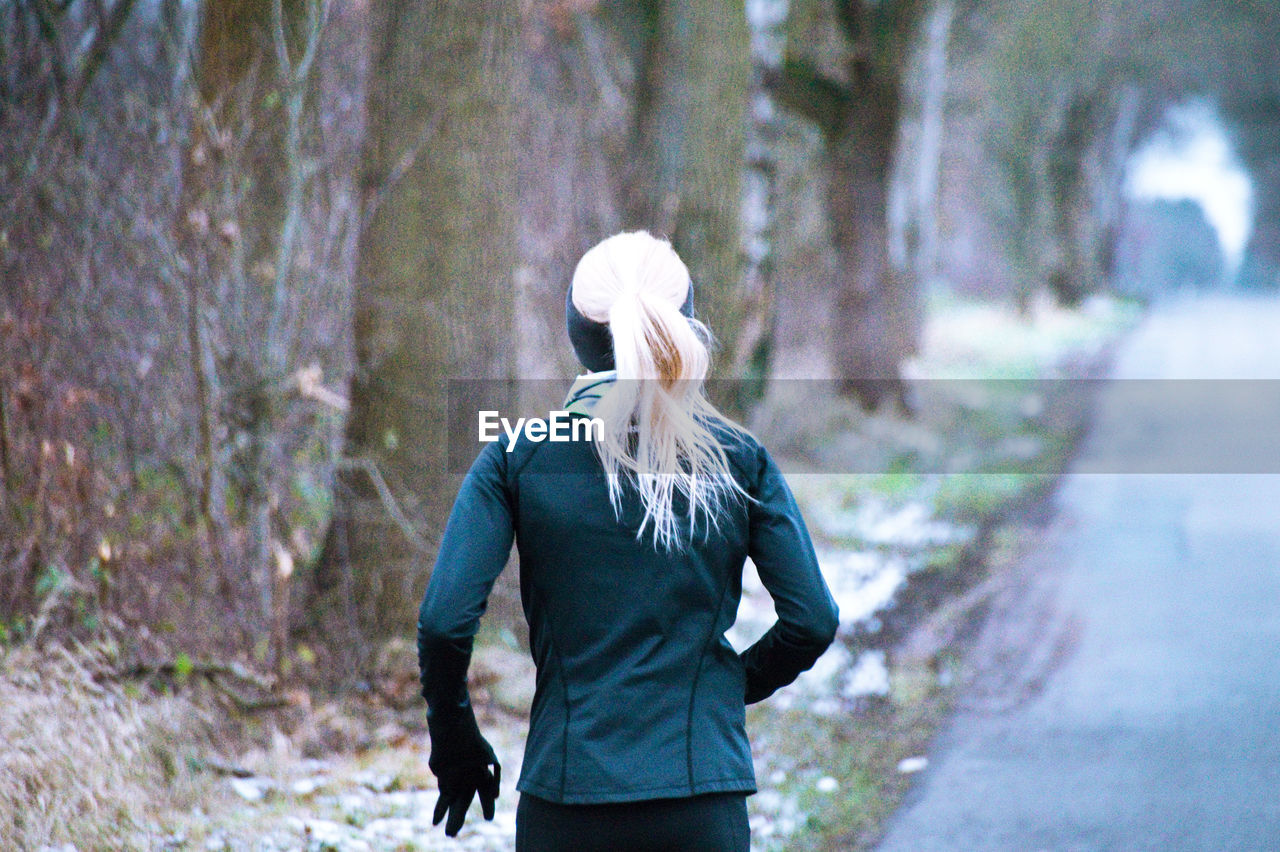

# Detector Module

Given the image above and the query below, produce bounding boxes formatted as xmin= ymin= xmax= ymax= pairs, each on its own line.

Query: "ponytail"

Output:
xmin=570 ymin=231 xmax=748 ymax=550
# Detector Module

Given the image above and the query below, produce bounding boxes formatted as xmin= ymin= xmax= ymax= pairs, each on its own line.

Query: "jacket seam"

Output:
xmin=686 ymin=552 xmax=739 ymax=794
xmin=510 ymin=442 xmax=580 ymax=800
xmin=535 ymin=584 xmax=571 ymax=799
xmin=499 ymin=438 xmax=521 ymax=526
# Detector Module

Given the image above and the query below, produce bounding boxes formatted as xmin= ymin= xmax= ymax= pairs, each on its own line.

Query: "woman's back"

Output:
xmin=417 ymin=231 xmax=838 ymax=848
xmin=501 ymin=421 xmax=756 ymax=803
xmin=421 ymin=417 xmax=837 ymax=803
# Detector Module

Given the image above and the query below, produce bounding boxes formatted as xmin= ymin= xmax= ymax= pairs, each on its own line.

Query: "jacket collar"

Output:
xmin=563 ymin=370 xmax=617 ymax=417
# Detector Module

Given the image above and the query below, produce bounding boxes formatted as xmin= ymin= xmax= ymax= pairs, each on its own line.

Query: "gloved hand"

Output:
xmin=432 ymin=754 xmax=501 ymax=837
xmin=427 ymin=711 xmax=501 ymax=837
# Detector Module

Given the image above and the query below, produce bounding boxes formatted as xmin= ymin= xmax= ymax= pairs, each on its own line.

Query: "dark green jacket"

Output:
xmin=417 ymin=419 xmax=839 ymax=805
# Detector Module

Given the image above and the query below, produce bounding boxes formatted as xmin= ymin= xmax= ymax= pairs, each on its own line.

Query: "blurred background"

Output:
xmin=2 ymin=0 xmax=1278 ymax=848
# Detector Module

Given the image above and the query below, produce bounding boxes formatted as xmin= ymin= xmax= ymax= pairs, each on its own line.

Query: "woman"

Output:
xmin=417 ymin=231 xmax=839 ymax=851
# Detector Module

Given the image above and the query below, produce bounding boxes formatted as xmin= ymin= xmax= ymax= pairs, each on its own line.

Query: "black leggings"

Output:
xmin=515 ymin=791 xmax=750 ymax=852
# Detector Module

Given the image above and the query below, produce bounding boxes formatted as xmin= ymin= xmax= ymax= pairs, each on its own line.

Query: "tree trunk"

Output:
xmin=828 ymin=71 xmax=917 ymax=407
xmin=626 ymin=0 xmax=751 ymax=386
xmin=178 ymin=0 xmax=312 ymax=640
xmin=1232 ymin=100 xmax=1280 ymax=290
xmin=1238 ymin=171 xmax=1280 ymax=290
xmin=1093 ymin=85 xmax=1142 ymax=282
xmin=316 ymin=0 xmax=521 ymax=663
xmin=1044 ymin=85 xmax=1145 ymax=305
xmin=516 ymin=6 xmax=637 ymax=389
xmin=772 ymin=0 xmax=928 ymax=410
xmin=517 ymin=1 xmax=751 ymax=408
xmin=1044 ymin=96 xmax=1097 ymax=306
xmin=888 ymin=0 xmax=953 ymax=281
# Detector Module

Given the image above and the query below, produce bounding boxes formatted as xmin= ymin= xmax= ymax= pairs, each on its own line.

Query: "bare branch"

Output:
xmin=29 ymin=0 xmax=70 ymax=96
xmin=360 ymin=109 xmax=442 ymax=228
xmin=106 ymin=659 xmax=289 ymax=712
xmin=114 ymin=659 xmax=277 ymax=691
xmin=333 ymin=457 xmax=433 ymax=552
xmin=70 ymin=0 xmax=139 ymax=104
xmin=293 ymin=0 xmax=328 ymax=86
xmin=191 ymin=756 xmax=254 ymax=778
xmin=270 ymin=0 xmax=292 ymax=80
xmin=269 ymin=0 xmax=330 ymax=369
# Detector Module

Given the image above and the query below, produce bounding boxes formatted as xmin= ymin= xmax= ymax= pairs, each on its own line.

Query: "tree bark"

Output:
xmin=514 ymin=2 xmax=752 ymax=410
xmin=177 ymin=0 xmax=313 ymax=638
xmin=1043 ymin=85 xmax=1145 ymax=305
xmin=1043 ymin=95 xmax=1097 ymax=306
xmin=1230 ymin=98 xmax=1280 ymax=290
xmin=889 ymin=0 xmax=953 ymax=281
xmin=828 ymin=71 xmax=917 ymax=406
xmin=189 ymin=0 xmax=305 ymax=285
xmin=626 ymin=0 xmax=751 ymax=388
xmin=317 ymin=0 xmax=521 ymax=659
xmin=516 ymin=6 xmax=637 ymax=388
xmin=773 ymin=0 xmax=928 ymax=410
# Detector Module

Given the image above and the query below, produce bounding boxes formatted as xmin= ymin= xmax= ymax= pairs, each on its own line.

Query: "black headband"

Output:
xmin=565 ymin=282 xmax=695 ymax=372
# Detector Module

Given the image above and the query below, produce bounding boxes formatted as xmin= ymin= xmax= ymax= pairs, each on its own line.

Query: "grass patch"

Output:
xmin=0 ymin=642 xmax=219 ymax=850
xmin=933 ymin=473 xmax=1043 ymax=523
xmin=747 ymin=660 xmax=953 ymax=851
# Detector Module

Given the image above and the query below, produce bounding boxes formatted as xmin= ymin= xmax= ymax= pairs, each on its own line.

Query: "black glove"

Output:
xmin=428 ymin=711 xmax=501 ymax=837
xmin=433 ymin=753 xmax=501 ymax=837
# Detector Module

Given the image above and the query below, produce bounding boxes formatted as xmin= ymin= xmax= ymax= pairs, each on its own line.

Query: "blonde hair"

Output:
xmin=570 ymin=231 xmax=747 ymax=550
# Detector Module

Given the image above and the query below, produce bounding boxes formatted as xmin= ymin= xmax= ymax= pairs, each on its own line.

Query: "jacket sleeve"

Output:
xmin=417 ymin=439 xmax=515 ymax=771
xmin=740 ymin=443 xmax=840 ymax=705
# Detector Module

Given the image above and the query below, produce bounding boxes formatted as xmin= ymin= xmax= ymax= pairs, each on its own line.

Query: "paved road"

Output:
xmin=876 ymin=294 xmax=1280 ymax=851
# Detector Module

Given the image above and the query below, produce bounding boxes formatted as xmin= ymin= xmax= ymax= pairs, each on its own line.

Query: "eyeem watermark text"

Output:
xmin=478 ymin=410 xmax=604 ymax=451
